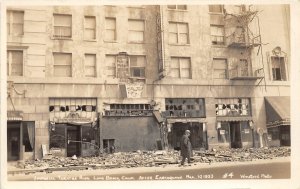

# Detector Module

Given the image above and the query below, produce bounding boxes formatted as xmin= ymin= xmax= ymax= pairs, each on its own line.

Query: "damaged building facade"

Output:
xmin=6 ymin=5 xmax=290 ymax=161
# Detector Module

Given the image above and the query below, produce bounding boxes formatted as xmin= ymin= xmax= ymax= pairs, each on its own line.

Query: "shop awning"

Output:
xmin=216 ymin=116 xmax=253 ymax=122
xmin=265 ymin=96 xmax=290 ymax=127
xmin=7 ymin=111 xmax=23 ymax=121
xmin=153 ymin=111 xmax=164 ymax=123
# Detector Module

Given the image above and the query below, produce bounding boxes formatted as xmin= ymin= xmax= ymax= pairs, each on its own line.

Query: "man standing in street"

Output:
xmin=180 ymin=130 xmax=192 ymax=166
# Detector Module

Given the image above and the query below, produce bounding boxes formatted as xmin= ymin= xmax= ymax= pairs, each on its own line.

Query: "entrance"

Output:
xmin=168 ymin=122 xmax=207 ymax=150
xmin=229 ymin=122 xmax=242 ymax=148
xmin=7 ymin=126 xmax=20 ymax=161
xmin=67 ymin=126 xmax=81 ymax=157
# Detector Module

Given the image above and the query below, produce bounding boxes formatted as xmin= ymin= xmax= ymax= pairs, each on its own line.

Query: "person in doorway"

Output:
xmin=180 ymin=130 xmax=192 ymax=166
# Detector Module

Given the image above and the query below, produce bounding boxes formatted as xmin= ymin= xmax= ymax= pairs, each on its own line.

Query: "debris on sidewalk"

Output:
xmin=14 ymin=147 xmax=290 ymax=172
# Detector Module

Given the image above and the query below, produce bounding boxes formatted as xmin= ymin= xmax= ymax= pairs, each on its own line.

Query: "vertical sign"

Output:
xmin=116 ymin=52 xmax=129 ymax=82
xmin=156 ymin=6 xmax=165 ymax=78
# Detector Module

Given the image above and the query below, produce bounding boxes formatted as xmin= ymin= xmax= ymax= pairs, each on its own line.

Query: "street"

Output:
xmin=8 ymin=159 xmax=290 ymax=181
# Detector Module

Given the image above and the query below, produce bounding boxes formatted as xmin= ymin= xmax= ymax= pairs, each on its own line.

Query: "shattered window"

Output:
xmin=215 ymin=98 xmax=251 ymax=116
xmin=50 ymin=124 xmax=66 ymax=149
xmin=105 ymin=104 xmax=153 ymax=116
xmin=164 ymin=98 xmax=205 ymax=117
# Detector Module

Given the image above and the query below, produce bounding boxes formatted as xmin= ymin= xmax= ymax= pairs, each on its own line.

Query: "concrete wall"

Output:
xmin=101 ymin=117 xmax=160 ymax=152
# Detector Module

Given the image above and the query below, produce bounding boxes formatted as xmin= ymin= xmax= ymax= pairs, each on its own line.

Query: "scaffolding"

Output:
xmin=225 ymin=5 xmax=266 ymax=88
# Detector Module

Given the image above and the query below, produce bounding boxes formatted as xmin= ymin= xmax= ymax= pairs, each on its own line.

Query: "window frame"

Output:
xmin=129 ymin=55 xmax=146 ymax=79
xmin=128 ymin=19 xmax=145 ymax=43
xmin=167 ymin=5 xmax=188 ymax=11
xmin=104 ymin=17 xmax=117 ymax=42
xmin=84 ymin=53 xmax=97 ymax=77
xmin=84 ymin=16 xmax=96 ymax=41
xmin=105 ymin=54 xmax=117 ymax=78
xmin=7 ymin=10 xmax=24 ymax=36
xmin=210 ymin=24 xmax=225 ymax=45
xmin=53 ymin=13 xmax=72 ymax=39
xmin=7 ymin=49 xmax=24 ymax=76
xmin=168 ymin=22 xmax=190 ymax=45
xmin=170 ymin=57 xmax=192 ymax=79
xmin=53 ymin=52 xmax=72 ymax=77
xmin=271 ymin=56 xmax=287 ymax=81
xmin=213 ymin=58 xmax=228 ymax=79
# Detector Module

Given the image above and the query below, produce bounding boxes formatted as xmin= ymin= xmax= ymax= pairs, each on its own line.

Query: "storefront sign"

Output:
xmin=54 ymin=112 xmax=94 ymax=124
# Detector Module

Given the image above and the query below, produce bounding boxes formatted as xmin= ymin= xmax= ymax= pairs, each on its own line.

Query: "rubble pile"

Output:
xmin=20 ymin=147 xmax=290 ymax=170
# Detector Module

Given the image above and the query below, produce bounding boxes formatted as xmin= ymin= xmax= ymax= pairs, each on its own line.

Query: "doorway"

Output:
xmin=168 ymin=122 xmax=207 ymax=150
xmin=229 ymin=122 xmax=242 ymax=148
xmin=7 ymin=126 xmax=20 ymax=161
xmin=67 ymin=126 xmax=81 ymax=157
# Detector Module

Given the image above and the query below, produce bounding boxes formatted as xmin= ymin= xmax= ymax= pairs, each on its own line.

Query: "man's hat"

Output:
xmin=185 ymin=130 xmax=191 ymax=134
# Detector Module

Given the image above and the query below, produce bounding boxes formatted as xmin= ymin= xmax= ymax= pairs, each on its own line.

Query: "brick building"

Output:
xmin=6 ymin=5 xmax=290 ymax=161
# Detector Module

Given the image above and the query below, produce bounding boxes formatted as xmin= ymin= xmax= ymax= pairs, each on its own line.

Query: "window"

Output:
xmin=105 ymin=55 xmax=116 ymax=78
xmin=128 ymin=19 xmax=145 ymax=43
xmin=7 ymin=50 xmax=23 ymax=76
xmin=167 ymin=5 xmax=187 ymax=10
xmin=130 ymin=56 xmax=146 ymax=78
xmin=210 ymin=25 xmax=225 ymax=45
xmin=105 ymin=17 xmax=116 ymax=41
xmin=105 ymin=104 xmax=153 ymax=116
xmin=164 ymin=98 xmax=205 ymax=117
xmin=271 ymin=56 xmax=286 ymax=81
xmin=84 ymin=16 xmax=96 ymax=40
xmin=7 ymin=10 xmax=24 ymax=36
xmin=169 ymin=22 xmax=189 ymax=44
xmin=53 ymin=53 xmax=72 ymax=77
xmin=170 ymin=57 xmax=191 ymax=79
xmin=85 ymin=54 xmax=96 ymax=77
xmin=209 ymin=5 xmax=224 ymax=13
xmin=213 ymin=58 xmax=227 ymax=79
xmin=217 ymin=122 xmax=230 ymax=143
xmin=53 ymin=14 xmax=72 ymax=39
xmin=215 ymin=98 xmax=251 ymax=116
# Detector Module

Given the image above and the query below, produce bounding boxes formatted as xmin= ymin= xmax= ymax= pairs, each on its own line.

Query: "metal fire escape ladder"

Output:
xmin=225 ymin=5 xmax=266 ymax=91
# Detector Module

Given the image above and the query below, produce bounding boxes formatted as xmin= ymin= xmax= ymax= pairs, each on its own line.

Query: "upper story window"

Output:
xmin=53 ymin=14 xmax=72 ymax=39
xmin=170 ymin=57 xmax=191 ymax=79
xmin=105 ymin=17 xmax=116 ymax=41
xmin=130 ymin=55 xmax=146 ymax=78
xmin=84 ymin=16 xmax=96 ymax=40
xmin=210 ymin=25 xmax=225 ymax=45
xmin=213 ymin=58 xmax=228 ymax=79
xmin=105 ymin=55 xmax=116 ymax=78
xmin=7 ymin=10 xmax=24 ymax=36
xmin=53 ymin=52 xmax=72 ymax=77
xmin=7 ymin=50 xmax=23 ymax=76
xmin=271 ymin=56 xmax=287 ymax=81
xmin=128 ymin=19 xmax=145 ymax=43
xmin=169 ymin=22 xmax=189 ymax=45
xmin=209 ymin=5 xmax=224 ymax=14
xmin=167 ymin=5 xmax=187 ymax=10
xmin=85 ymin=54 xmax=96 ymax=77
xmin=215 ymin=98 xmax=251 ymax=116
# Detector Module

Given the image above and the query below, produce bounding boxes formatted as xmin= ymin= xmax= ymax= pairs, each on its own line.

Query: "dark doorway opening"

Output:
xmin=168 ymin=122 xmax=207 ymax=151
xmin=67 ymin=126 xmax=81 ymax=157
xmin=7 ymin=125 xmax=20 ymax=161
xmin=103 ymin=139 xmax=115 ymax=153
xmin=229 ymin=122 xmax=242 ymax=148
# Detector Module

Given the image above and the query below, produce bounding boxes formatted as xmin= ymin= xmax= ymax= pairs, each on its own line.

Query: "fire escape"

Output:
xmin=225 ymin=5 xmax=266 ymax=87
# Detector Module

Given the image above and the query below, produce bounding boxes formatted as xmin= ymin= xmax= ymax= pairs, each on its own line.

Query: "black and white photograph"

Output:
xmin=1 ymin=1 xmax=300 ymax=189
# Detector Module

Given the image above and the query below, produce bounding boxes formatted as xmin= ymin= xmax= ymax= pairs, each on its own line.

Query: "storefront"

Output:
xmin=7 ymin=111 xmax=35 ymax=161
xmin=265 ymin=96 xmax=290 ymax=146
xmin=163 ymin=98 xmax=207 ymax=150
xmin=101 ymin=103 xmax=161 ymax=152
xmin=215 ymin=98 xmax=254 ymax=148
xmin=49 ymin=98 xmax=99 ymax=157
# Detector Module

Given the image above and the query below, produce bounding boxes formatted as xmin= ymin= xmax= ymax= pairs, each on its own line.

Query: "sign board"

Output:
xmin=116 ymin=52 xmax=130 ymax=82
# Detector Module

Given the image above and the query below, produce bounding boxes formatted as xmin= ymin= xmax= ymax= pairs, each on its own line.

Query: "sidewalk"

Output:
xmin=7 ymin=156 xmax=290 ymax=176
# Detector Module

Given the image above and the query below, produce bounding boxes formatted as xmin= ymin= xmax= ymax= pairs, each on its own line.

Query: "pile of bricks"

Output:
xmin=19 ymin=147 xmax=290 ymax=170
